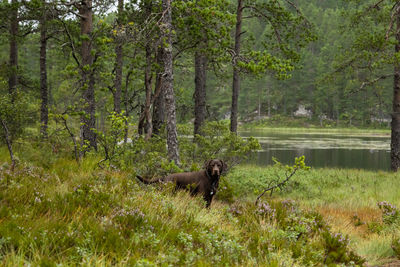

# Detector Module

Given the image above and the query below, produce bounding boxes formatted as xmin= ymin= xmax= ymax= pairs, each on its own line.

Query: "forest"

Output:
xmin=1 ymin=0 xmax=400 ymax=266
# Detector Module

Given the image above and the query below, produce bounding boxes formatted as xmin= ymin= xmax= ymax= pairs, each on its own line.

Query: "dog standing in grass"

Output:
xmin=136 ymin=159 xmax=226 ymax=208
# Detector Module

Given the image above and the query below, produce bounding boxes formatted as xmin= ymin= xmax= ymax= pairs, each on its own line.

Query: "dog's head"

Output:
xmin=205 ymin=159 xmax=227 ymax=177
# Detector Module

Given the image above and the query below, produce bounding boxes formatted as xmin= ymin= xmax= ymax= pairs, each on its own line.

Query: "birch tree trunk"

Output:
xmin=162 ymin=0 xmax=180 ymax=164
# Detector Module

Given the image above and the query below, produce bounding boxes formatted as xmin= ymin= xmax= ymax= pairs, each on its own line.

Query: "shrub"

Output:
xmin=322 ymin=231 xmax=365 ymax=266
xmin=179 ymin=121 xmax=261 ymax=171
xmin=215 ymin=177 xmax=235 ymax=203
xmin=392 ymin=237 xmax=400 ymax=259
xmin=377 ymin=201 xmax=400 ymax=225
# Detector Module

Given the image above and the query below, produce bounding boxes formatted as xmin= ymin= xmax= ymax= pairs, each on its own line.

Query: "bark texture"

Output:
xmin=391 ymin=16 xmax=400 ymax=171
xmin=79 ymin=0 xmax=97 ymax=151
xmin=40 ymin=0 xmax=48 ymax=138
xmin=153 ymin=49 xmax=165 ymax=136
xmin=194 ymin=52 xmax=207 ymax=136
xmin=113 ymin=0 xmax=124 ymax=114
xmin=124 ymin=70 xmax=133 ymax=142
xmin=230 ymin=0 xmax=243 ymax=133
xmin=140 ymin=44 xmax=153 ymax=139
xmin=162 ymin=0 xmax=180 ymax=164
xmin=9 ymin=0 xmax=18 ymax=95
xmin=1 ymin=119 xmax=15 ymax=171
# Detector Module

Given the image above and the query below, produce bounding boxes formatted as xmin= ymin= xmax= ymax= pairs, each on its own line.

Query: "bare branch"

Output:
xmin=284 ymin=0 xmax=312 ymax=26
xmin=60 ymin=114 xmax=80 ymax=163
xmin=246 ymin=4 xmax=282 ymax=44
xmin=360 ymin=74 xmax=393 ymax=91
xmin=255 ymin=167 xmax=299 ymax=205
xmin=367 ymin=0 xmax=386 ymax=12
xmin=386 ymin=2 xmax=400 ymax=39
xmin=60 ymin=18 xmax=81 ymax=67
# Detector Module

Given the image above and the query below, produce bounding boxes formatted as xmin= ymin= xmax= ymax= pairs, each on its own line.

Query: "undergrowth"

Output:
xmin=0 ymin=155 xmax=365 ymax=266
xmin=227 ymin=165 xmax=400 ymax=265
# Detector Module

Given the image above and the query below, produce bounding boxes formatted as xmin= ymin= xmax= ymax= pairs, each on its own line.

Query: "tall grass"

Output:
xmin=227 ymin=165 xmax=400 ymax=264
xmin=0 ymin=147 xmax=366 ymax=266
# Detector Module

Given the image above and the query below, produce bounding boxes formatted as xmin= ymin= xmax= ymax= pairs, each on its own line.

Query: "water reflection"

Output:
xmin=240 ymin=130 xmax=390 ymax=171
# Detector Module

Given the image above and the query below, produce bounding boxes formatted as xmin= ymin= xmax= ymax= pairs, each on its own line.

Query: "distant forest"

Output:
xmin=1 ymin=0 xmax=400 ymax=168
xmin=1 ymin=0 xmax=392 ymax=124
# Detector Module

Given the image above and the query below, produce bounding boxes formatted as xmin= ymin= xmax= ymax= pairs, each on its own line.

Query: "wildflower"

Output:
xmin=257 ymin=202 xmax=276 ymax=218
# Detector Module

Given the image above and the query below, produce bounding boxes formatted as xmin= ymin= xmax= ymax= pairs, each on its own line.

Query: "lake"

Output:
xmin=239 ymin=129 xmax=391 ymax=171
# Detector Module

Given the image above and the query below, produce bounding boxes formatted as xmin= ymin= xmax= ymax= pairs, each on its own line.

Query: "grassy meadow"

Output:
xmin=0 ymin=130 xmax=399 ymax=266
xmin=228 ymin=165 xmax=400 ymax=265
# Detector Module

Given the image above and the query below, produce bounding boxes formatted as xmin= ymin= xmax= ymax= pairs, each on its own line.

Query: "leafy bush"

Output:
xmin=392 ymin=236 xmax=400 ymax=259
xmin=215 ymin=176 xmax=235 ymax=203
xmin=179 ymin=121 xmax=261 ymax=171
xmin=0 ymin=157 xmax=369 ymax=266
xmin=95 ymin=111 xmax=128 ymax=168
xmin=377 ymin=201 xmax=400 ymax=225
xmin=322 ymin=231 xmax=365 ymax=265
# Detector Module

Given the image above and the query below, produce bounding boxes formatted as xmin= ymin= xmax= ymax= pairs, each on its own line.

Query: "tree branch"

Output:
xmin=60 ymin=19 xmax=81 ymax=67
xmin=255 ymin=166 xmax=299 ymax=205
xmin=360 ymin=74 xmax=393 ymax=91
xmin=386 ymin=2 xmax=400 ymax=39
xmin=60 ymin=114 xmax=80 ymax=163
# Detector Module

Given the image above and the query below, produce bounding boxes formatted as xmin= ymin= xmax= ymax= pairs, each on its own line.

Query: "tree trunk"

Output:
xmin=153 ymin=73 xmax=164 ymax=135
xmin=79 ymin=0 xmax=97 ymax=151
xmin=266 ymin=81 xmax=271 ymax=117
xmin=39 ymin=0 xmax=48 ymax=139
xmin=194 ymin=52 xmax=207 ymax=136
xmin=153 ymin=49 xmax=165 ymax=136
xmin=124 ymin=70 xmax=133 ymax=143
xmin=391 ymin=16 xmax=400 ymax=171
xmin=1 ymin=119 xmax=15 ymax=171
xmin=162 ymin=0 xmax=180 ymax=165
xmin=114 ymin=0 xmax=124 ymax=114
xmin=258 ymin=85 xmax=261 ymax=120
xmin=8 ymin=0 xmax=18 ymax=95
xmin=230 ymin=0 xmax=243 ymax=133
xmin=142 ymin=44 xmax=153 ymax=140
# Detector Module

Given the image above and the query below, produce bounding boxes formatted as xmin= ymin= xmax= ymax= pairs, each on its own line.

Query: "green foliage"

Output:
xmin=0 ymin=153 xmax=366 ymax=266
xmin=95 ymin=111 xmax=128 ymax=168
xmin=392 ymin=236 xmax=400 ymax=259
xmin=322 ymin=231 xmax=365 ymax=265
xmin=235 ymin=0 xmax=317 ymax=78
xmin=274 ymin=155 xmax=310 ymax=173
xmin=0 ymin=91 xmax=29 ymax=144
xmin=179 ymin=121 xmax=261 ymax=170
xmin=377 ymin=201 xmax=400 ymax=226
xmin=215 ymin=176 xmax=235 ymax=203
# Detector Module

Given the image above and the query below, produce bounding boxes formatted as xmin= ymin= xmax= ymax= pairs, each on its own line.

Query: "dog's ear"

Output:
xmin=219 ymin=159 xmax=227 ymax=173
xmin=204 ymin=160 xmax=212 ymax=169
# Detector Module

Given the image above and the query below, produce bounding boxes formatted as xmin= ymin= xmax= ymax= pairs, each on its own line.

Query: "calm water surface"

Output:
xmin=239 ymin=129 xmax=391 ymax=171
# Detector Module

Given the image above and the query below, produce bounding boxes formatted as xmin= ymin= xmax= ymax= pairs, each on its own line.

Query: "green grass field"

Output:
xmin=0 ymin=140 xmax=398 ymax=266
xmin=227 ymin=165 xmax=400 ymax=265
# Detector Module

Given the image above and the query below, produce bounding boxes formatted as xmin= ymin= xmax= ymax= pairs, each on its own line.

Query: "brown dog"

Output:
xmin=136 ymin=159 xmax=226 ymax=207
